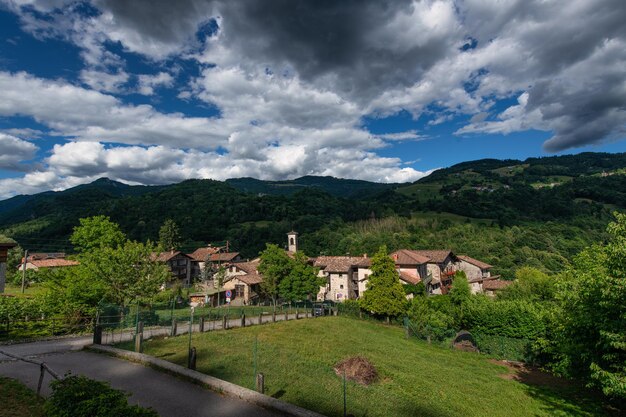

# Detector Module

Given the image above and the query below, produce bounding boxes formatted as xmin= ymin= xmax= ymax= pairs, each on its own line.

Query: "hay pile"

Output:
xmin=334 ymin=356 xmax=378 ymax=386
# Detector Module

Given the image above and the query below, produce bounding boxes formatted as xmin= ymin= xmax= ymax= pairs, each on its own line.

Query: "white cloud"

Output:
xmin=137 ymin=72 xmax=175 ymax=95
xmin=0 ymin=133 xmax=38 ymax=170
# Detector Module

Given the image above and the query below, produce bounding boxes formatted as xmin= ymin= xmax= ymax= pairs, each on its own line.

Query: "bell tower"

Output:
xmin=287 ymin=231 xmax=298 ymax=253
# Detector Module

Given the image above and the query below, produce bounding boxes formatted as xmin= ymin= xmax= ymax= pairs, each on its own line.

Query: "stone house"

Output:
xmin=222 ymin=259 xmax=263 ymax=305
xmin=188 ymin=246 xmax=243 ymax=278
xmin=313 ymin=256 xmax=369 ymax=301
xmin=456 ymin=255 xmax=498 ymax=294
xmin=406 ymin=250 xmax=458 ymax=294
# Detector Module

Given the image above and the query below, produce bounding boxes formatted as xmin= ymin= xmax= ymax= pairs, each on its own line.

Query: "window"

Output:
xmin=290 ymin=237 xmax=295 ymax=245
xmin=340 ymin=284 xmax=344 ymax=289
xmin=235 ymin=285 xmax=245 ymax=297
xmin=338 ymin=273 xmax=343 ymax=277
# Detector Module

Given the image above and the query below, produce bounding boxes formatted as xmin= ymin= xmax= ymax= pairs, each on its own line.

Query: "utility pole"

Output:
xmin=21 ymin=249 xmax=28 ymax=294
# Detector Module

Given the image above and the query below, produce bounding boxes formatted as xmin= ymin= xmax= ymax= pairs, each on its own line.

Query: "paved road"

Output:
xmin=0 ymin=327 xmax=297 ymax=416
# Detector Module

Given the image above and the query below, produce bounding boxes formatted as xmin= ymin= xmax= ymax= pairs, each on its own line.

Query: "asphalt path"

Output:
xmin=0 ymin=313 xmax=311 ymax=417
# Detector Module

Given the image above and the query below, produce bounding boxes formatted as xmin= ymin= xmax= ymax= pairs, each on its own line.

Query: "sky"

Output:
xmin=0 ymin=0 xmax=625 ymax=199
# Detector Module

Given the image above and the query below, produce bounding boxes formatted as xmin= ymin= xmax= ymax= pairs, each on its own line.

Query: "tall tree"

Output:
xmin=158 ymin=219 xmax=181 ymax=251
xmin=258 ymin=244 xmax=292 ymax=306
xmin=70 ymin=216 xmax=126 ymax=253
xmin=278 ymin=251 xmax=323 ymax=302
xmin=359 ymin=246 xmax=407 ymax=321
xmin=553 ymin=212 xmax=626 ymax=400
xmin=81 ymin=240 xmax=170 ymax=309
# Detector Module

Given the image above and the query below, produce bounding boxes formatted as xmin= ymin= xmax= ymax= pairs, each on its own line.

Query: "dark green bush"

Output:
xmin=465 ymin=297 xmax=548 ymax=339
xmin=473 ymin=332 xmax=533 ymax=362
xmin=44 ymin=375 xmax=158 ymax=417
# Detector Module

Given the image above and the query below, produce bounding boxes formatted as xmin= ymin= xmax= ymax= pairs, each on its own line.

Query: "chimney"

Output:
xmin=363 ymin=253 xmax=367 ymax=258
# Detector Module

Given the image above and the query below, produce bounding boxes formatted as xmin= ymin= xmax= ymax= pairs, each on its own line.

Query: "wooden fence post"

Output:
xmin=222 ymin=315 xmax=227 ymax=330
xmin=135 ymin=321 xmax=144 ymax=353
xmin=93 ymin=324 xmax=102 ymax=345
xmin=256 ymin=373 xmax=265 ymax=394
xmin=199 ymin=316 xmax=205 ymax=332
xmin=241 ymin=313 xmax=246 ymax=328
xmin=171 ymin=318 xmax=177 ymax=336
xmin=258 ymin=312 xmax=263 ymax=325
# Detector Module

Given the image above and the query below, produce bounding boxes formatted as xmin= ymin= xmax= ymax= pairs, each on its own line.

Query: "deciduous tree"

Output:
xmin=258 ymin=244 xmax=292 ymax=306
xmin=70 ymin=216 xmax=126 ymax=253
xmin=278 ymin=251 xmax=322 ymax=302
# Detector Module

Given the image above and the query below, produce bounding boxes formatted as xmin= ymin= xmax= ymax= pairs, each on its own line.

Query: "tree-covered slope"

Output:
xmin=0 ymin=152 xmax=624 ymax=266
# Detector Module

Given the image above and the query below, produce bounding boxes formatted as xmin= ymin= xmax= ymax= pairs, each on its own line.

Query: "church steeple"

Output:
xmin=287 ymin=231 xmax=298 ymax=253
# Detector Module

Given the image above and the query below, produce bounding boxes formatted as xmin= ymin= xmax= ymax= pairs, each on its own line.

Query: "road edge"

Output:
xmin=87 ymin=344 xmax=326 ymax=417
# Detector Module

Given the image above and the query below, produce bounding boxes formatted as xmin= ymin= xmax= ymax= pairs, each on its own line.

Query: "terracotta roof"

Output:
xmin=30 ymin=259 xmax=79 ymax=268
xmin=411 ymin=250 xmax=455 ymax=264
xmin=152 ymin=251 xmax=192 ymax=262
xmin=483 ymin=279 xmax=513 ymax=290
xmin=399 ymin=270 xmax=420 ymax=285
xmin=236 ymin=273 xmax=263 ymax=285
xmin=391 ymin=250 xmax=430 ymax=265
xmin=458 ymin=255 xmax=492 ymax=270
xmin=235 ymin=260 xmax=260 ymax=274
xmin=313 ymin=256 xmax=366 ymax=273
xmin=188 ymin=247 xmax=223 ymax=261
xmin=208 ymin=252 xmax=240 ymax=262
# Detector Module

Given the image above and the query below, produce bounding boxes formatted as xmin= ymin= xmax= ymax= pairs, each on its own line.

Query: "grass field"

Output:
xmin=3 ymin=283 xmax=46 ymax=298
xmin=0 ymin=377 xmax=44 ymax=417
xmin=120 ymin=316 xmax=611 ymax=417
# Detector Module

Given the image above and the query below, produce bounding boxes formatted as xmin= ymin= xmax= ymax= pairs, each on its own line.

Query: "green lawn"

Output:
xmin=0 ymin=377 xmax=45 ymax=417
xmin=120 ymin=316 xmax=610 ymax=417
xmin=3 ymin=283 xmax=46 ymax=298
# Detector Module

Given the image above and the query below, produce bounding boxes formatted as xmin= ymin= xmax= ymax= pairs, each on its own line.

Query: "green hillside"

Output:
xmin=0 ymin=152 xmax=624 ymax=275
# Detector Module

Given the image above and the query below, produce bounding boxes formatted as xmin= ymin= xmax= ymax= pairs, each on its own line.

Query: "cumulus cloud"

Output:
xmin=1 ymin=0 xmax=625 ymax=197
xmin=137 ymin=72 xmax=174 ymax=95
xmin=0 ymin=133 xmax=38 ymax=171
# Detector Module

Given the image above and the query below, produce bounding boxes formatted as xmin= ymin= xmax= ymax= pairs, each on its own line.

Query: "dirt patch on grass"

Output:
xmin=491 ymin=360 xmax=574 ymax=389
xmin=334 ymin=356 xmax=378 ymax=386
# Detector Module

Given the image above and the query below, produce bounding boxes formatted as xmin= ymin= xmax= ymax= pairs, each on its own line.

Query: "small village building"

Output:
xmin=410 ymin=250 xmax=459 ymax=294
xmin=188 ymin=246 xmax=243 ymax=278
xmin=482 ymin=279 xmax=513 ymax=297
xmin=223 ymin=259 xmax=263 ymax=305
xmin=21 ymin=258 xmax=80 ymax=271
xmin=313 ymin=256 xmax=368 ymax=301
xmin=152 ymin=251 xmax=193 ymax=287
xmin=456 ymin=255 xmax=498 ymax=294
xmin=18 ymin=253 xmax=79 ymax=271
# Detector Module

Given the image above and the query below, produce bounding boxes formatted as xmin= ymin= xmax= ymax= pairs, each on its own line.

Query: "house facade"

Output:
xmin=153 ymin=251 xmax=193 ymax=287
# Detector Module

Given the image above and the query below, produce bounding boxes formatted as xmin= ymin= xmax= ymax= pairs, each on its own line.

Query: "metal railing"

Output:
xmin=0 ymin=348 xmax=61 ymax=396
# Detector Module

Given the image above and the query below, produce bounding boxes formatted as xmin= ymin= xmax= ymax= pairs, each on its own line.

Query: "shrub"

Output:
xmin=464 ymin=297 xmax=548 ymax=340
xmin=45 ymin=375 xmax=158 ymax=417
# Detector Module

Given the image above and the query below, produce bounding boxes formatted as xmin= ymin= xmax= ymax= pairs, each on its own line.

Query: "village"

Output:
xmin=16 ymin=231 xmax=511 ymax=307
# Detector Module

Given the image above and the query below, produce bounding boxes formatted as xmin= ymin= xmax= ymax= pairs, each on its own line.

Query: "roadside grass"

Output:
xmin=152 ymin=305 xmax=290 ymax=323
xmin=3 ymin=283 xmax=46 ymax=298
xmin=119 ymin=316 xmax=610 ymax=417
xmin=0 ymin=377 xmax=45 ymax=417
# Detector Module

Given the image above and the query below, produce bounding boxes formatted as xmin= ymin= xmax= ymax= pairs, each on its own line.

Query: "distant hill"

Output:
xmin=396 ymin=152 xmax=626 ymax=224
xmin=226 ymin=176 xmax=398 ymax=197
xmin=0 ymin=152 xmax=624 ymax=258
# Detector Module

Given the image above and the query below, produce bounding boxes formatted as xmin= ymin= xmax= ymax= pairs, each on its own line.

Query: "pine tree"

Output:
xmin=359 ymin=246 xmax=407 ymax=321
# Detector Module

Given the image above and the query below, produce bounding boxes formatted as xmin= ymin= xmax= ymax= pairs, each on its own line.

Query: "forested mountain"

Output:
xmin=1 ymin=152 xmax=624 ymax=277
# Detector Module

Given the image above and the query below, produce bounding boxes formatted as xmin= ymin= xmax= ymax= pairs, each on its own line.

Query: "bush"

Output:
xmin=473 ymin=332 xmax=534 ymax=362
xmin=465 ymin=297 xmax=548 ymax=339
xmin=45 ymin=375 xmax=158 ymax=417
